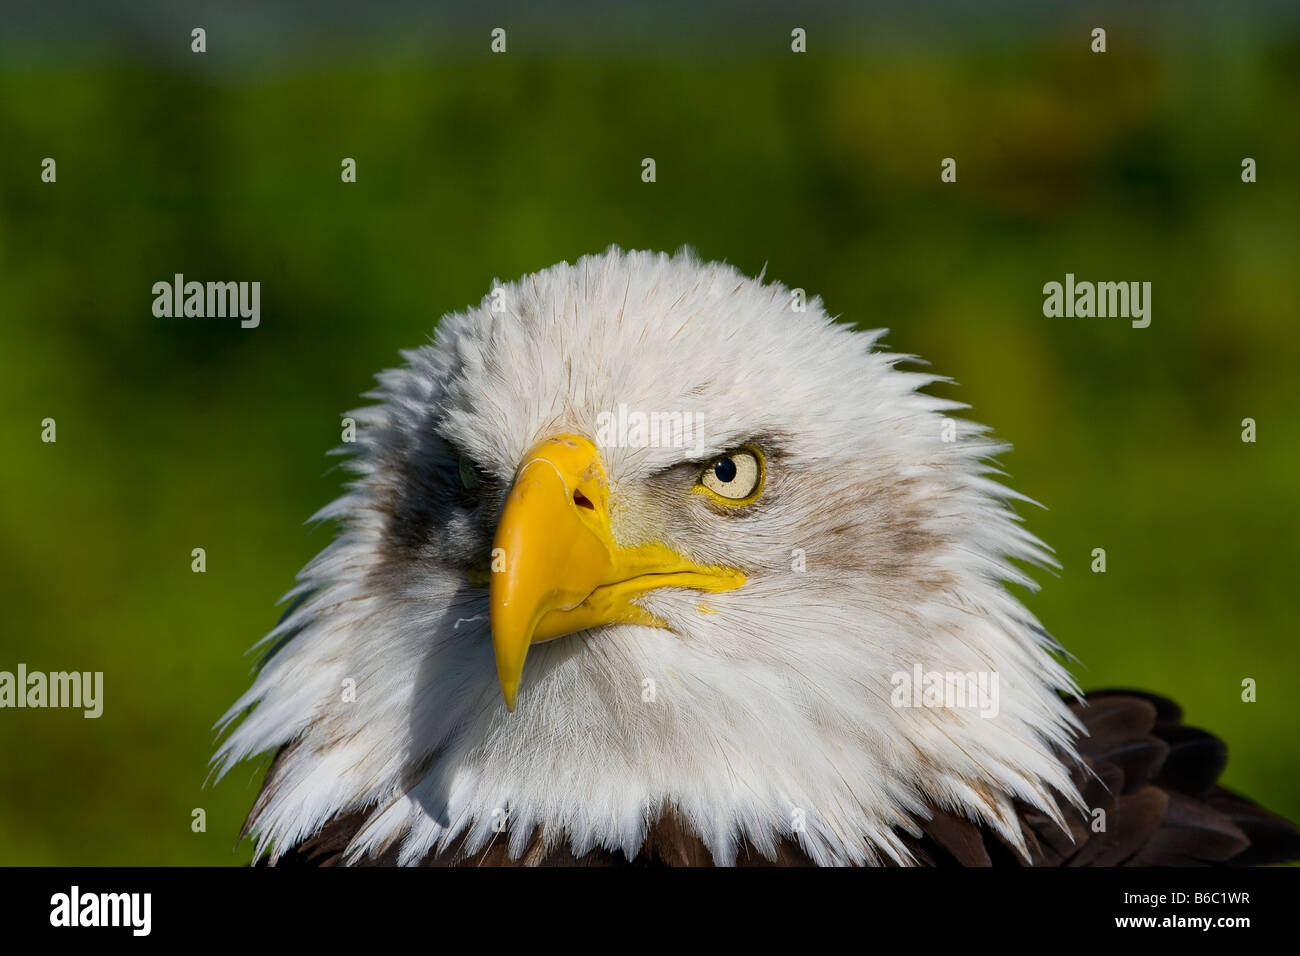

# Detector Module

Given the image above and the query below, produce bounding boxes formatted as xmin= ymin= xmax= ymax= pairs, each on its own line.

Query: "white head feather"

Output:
xmin=214 ymin=246 xmax=1085 ymax=865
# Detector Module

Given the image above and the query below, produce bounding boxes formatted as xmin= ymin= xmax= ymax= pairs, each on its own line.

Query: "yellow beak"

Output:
xmin=489 ymin=434 xmax=745 ymax=711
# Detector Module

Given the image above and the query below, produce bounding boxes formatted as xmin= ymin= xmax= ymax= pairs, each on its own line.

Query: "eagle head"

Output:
xmin=215 ymin=247 xmax=1084 ymax=865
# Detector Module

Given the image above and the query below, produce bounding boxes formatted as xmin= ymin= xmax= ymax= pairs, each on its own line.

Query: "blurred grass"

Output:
xmin=1 ymin=27 xmax=1297 ymax=864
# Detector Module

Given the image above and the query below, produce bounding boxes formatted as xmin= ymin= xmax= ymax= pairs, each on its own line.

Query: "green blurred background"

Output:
xmin=1 ymin=1 xmax=1297 ymax=864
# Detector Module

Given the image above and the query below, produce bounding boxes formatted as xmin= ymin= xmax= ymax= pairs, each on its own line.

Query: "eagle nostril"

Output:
xmin=573 ymin=490 xmax=595 ymax=510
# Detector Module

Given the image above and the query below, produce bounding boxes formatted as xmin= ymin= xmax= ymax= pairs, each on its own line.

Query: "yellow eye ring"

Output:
xmin=693 ymin=446 xmax=765 ymax=507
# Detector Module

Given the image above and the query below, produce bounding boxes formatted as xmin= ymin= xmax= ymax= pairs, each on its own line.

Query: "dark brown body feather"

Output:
xmin=259 ymin=690 xmax=1300 ymax=867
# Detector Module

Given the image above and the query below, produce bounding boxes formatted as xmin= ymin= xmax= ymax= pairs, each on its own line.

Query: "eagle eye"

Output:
xmin=695 ymin=447 xmax=764 ymax=505
xmin=458 ymin=457 xmax=484 ymax=492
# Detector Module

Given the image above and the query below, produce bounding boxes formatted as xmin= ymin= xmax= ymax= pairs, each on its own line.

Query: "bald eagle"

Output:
xmin=214 ymin=248 xmax=1299 ymax=867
